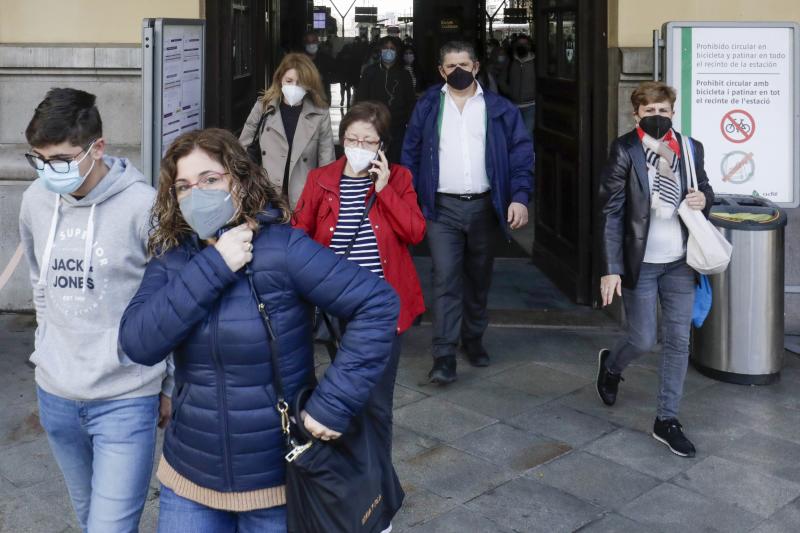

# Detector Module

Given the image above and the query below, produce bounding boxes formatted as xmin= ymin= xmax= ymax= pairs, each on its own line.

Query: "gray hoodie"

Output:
xmin=19 ymin=156 xmax=171 ymax=401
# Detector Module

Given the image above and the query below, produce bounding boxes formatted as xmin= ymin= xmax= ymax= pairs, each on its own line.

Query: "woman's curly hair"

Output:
xmin=148 ymin=127 xmax=290 ymax=256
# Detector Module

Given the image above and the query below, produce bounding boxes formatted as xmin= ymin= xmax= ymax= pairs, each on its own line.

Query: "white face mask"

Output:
xmin=345 ymin=146 xmax=377 ymax=174
xmin=281 ymin=84 xmax=307 ymax=106
xmin=305 ymin=43 xmax=319 ymax=55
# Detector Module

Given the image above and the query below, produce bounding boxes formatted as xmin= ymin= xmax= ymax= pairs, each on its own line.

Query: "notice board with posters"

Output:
xmin=664 ymin=21 xmax=800 ymax=207
xmin=142 ymin=19 xmax=206 ymax=185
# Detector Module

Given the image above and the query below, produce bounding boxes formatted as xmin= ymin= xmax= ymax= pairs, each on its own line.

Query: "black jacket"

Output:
xmin=355 ymin=63 xmax=415 ymax=131
xmin=598 ymin=129 xmax=714 ymax=289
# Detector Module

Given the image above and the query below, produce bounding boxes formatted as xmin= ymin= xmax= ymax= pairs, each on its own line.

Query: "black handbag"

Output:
xmin=246 ymin=110 xmax=269 ymax=165
xmin=312 ymin=193 xmax=378 ymax=358
xmin=247 ymin=272 xmax=404 ymax=533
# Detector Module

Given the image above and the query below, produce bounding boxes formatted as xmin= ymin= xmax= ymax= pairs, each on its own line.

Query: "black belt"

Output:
xmin=437 ymin=191 xmax=491 ymax=201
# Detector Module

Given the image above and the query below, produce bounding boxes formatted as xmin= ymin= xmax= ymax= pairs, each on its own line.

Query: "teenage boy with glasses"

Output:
xmin=19 ymin=88 xmax=172 ymax=531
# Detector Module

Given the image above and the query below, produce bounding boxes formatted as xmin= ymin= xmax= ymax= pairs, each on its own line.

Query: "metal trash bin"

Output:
xmin=691 ymin=194 xmax=787 ymax=385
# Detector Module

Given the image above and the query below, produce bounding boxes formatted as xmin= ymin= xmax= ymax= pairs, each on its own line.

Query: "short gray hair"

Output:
xmin=438 ymin=41 xmax=477 ymax=65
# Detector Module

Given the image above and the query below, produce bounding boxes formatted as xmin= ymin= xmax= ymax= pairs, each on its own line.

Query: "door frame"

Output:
xmin=532 ymin=0 xmax=607 ymax=305
xmin=204 ymin=0 xmax=269 ymax=130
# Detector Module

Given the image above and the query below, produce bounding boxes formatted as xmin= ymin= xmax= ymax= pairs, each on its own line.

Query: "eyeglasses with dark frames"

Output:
xmin=342 ymin=137 xmax=381 ymax=150
xmin=24 ymin=140 xmax=96 ymax=174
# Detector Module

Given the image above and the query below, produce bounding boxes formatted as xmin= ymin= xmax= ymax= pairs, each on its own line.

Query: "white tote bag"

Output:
xmin=677 ymin=135 xmax=732 ymax=275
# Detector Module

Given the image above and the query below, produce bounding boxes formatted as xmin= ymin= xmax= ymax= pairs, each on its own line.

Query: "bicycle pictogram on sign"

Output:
xmin=720 ymin=109 xmax=756 ymax=144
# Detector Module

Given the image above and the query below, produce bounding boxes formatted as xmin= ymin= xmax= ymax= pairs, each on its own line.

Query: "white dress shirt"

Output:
xmin=437 ymin=83 xmax=491 ymax=194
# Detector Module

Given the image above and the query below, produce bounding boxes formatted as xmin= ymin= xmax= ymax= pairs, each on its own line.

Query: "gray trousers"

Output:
xmin=427 ymin=194 xmax=497 ymax=359
xmin=606 ymin=260 xmax=696 ymax=419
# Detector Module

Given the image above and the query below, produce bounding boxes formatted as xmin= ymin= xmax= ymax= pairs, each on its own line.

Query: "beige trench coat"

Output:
xmin=239 ymin=97 xmax=335 ymax=209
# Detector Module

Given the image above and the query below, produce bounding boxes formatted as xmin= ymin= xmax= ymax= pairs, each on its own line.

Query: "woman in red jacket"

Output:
xmin=293 ymin=101 xmax=425 ymax=467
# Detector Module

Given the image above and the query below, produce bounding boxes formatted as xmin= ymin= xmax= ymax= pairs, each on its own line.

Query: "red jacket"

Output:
xmin=293 ymin=157 xmax=425 ymax=333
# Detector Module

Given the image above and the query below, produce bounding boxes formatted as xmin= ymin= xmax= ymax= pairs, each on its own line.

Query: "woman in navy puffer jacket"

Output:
xmin=119 ymin=128 xmax=399 ymax=532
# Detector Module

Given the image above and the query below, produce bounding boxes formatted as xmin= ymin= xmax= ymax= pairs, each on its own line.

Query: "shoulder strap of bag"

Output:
xmin=251 ymin=110 xmax=269 ymax=147
xmin=246 ymin=272 xmax=291 ymax=436
xmin=682 ymin=134 xmax=698 ymax=191
xmin=342 ymin=192 xmax=378 ymax=258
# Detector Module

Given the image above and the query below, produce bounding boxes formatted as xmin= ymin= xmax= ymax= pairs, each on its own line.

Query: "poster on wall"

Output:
xmin=160 ymin=24 xmax=203 ymax=155
xmin=665 ymin=21 xmax=799 ymax=207
xmin=142 ymin=19 xmax=206 ymax=186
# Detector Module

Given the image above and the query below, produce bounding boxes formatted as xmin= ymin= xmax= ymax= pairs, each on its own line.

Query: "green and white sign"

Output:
xmin=665 ymin=22 xmax=800 ymax=207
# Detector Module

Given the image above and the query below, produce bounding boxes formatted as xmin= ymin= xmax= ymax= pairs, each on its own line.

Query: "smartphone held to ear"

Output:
xmin=369 ymin=142 xmax=385 ymax=180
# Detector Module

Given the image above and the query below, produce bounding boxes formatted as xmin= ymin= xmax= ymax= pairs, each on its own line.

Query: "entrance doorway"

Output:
xmin=531 ymin=0 xmax=608 ymax=306
xmin=204 ymin=0 xmax=283 ymax=132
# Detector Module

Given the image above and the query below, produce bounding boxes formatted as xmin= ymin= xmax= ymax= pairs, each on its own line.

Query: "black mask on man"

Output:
xmin=515 ymin=45 xmax=529 ymax=58
xmin=446 ymin=67 xmax=475 ymax=91
xmin=638 ymin=115 xmax=672 ymax=139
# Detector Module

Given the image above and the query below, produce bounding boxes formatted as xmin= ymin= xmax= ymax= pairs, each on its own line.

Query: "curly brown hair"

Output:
xmin=148 ymin=128 xmax=290 ymax=256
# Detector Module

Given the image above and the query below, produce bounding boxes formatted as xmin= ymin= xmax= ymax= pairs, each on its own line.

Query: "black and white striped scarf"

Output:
xmin=641 ymin=133 xmax=681 ymax=219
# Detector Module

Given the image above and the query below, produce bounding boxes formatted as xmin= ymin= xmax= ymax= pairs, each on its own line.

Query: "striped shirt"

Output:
xmin=330 ymin=175 xmax=384 ymax=278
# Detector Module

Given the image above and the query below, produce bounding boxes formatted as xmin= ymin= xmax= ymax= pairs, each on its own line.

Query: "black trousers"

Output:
xmin=426 ymin=194 xmax=497 ymax=359
xmin=365 ymin=334 xmax=402 ymax=529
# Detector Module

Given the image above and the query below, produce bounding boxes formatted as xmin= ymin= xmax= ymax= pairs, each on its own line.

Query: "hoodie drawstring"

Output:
xmin=38 ymin=194 xmax=61 ymax=286
xmin=82 ymin=204 xmax=96 ymax=293
xmin=37 ymin=195 xmax=96 ymax=293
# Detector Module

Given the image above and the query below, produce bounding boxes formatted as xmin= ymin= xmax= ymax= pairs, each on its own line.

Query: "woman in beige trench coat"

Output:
xmin=240 ymin=53 xmax=335 ymax=209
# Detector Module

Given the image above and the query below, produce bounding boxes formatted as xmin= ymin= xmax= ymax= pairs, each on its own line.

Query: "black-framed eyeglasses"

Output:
xmin=342 ymin=137 xmax=380 ymax=150
xmin=172 ymin=172 xmax=230 ymax=199
xmin=24 ymin=140 xmax=96 ymax=174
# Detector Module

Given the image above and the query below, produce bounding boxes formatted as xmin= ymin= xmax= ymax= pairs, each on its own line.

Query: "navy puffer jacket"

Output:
xmin=119 ymin=210 xmax=399 ymax=493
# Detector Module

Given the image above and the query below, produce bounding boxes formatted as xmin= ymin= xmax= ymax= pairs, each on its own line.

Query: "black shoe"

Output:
xmin=652 ymin=418 xmax=696 ymax=458
xmin=429 ymin=356 xmax=457 ymax=384
xmin=596 ymin=349 xmax=623 ymax=406
xmin=461 ymin=341 xmax=490 ymax=367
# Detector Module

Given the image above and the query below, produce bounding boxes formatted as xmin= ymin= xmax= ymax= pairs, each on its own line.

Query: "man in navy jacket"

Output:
xmin=401 ymin=40 xmax=534 ymax=384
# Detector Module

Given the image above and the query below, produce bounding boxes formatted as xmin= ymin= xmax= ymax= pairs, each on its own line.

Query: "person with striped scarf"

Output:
xmin=596 ymin=81 xmax=714 ymax=458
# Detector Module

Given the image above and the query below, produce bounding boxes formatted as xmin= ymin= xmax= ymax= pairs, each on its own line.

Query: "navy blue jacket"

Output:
xmin=400 ymin=83 xmax=534 ymax=235
xmin=119 ymin=211 xmax=399 ymax=493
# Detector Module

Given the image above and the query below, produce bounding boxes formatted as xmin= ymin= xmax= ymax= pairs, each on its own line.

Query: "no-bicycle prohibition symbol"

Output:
xmin=720 ymin=109 xmax=756 ymax=144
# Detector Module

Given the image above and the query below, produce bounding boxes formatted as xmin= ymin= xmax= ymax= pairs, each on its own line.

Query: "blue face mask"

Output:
xmin=37 ymin=142 xmax=96 ymax=194
xmin=381 ymin=48 xmax=397 ymax=64
xmin=178 ymin=188 xmax=236 ymax=240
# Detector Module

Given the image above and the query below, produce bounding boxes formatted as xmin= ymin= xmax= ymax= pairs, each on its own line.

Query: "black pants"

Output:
xmin=427 ymin=194 xmax=497 ymax=359
xmin=387 ymin=124 xmax=406 ymax=164
xmin=365 ymin=334 xmax=402 ymax=529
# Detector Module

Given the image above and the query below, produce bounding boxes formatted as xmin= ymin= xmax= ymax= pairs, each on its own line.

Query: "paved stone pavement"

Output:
xmin=2 ymin=312 xmax=800 ymax=532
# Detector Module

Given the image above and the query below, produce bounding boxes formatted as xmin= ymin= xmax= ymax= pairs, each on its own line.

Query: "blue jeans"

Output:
xmin=36 ymin=386 xmax=159 ymax=533
xmin=606 ymin=260 xmax=696 ymax=419
xmin=157 ymin=485 xmax=287 ymax=533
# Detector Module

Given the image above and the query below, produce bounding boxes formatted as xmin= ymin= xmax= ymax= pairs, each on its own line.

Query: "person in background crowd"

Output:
xmin=119 ymin=128 xmax=399 ymax=533
xmin=336 ymin=39 xmax=361 ymax=108
xmin=401 ymin=41 xmax=533 ymax=385
xmin=402 ymin=44 xmax=425 ymax=95
xmin=499 ymin=34 xmax=536 ymax=136
xmin=293 ymin=102 xmax=425 ymax=531
xmin=597 ymin=81 xmax=714 ymax=458
xmin=485 ymin=38 xmax=500 ymax=59
xmin=353 ymin=34 xmax=371 ymax=67
xmin=356 ymin=36 xmax=416 ymax=163
xmin=302 ymin=30 xmax=335 ymax=104
xmin=485 ymin=44 xmax=510 ymax=95
xmin=19 ymin=88 xmax=172 ymax=532
xmin=239 ymin=53 xmax=335 ymax=210
xmin=476 ymin=45 xmax=498 ymax=95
